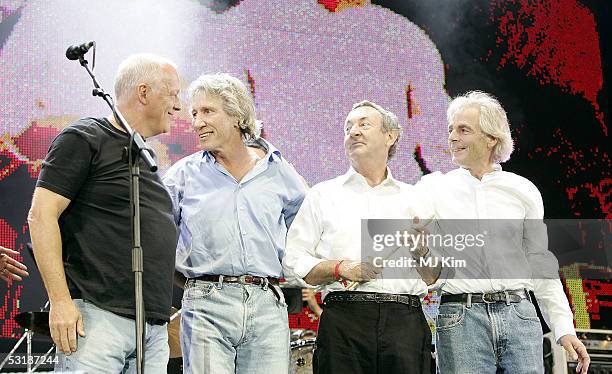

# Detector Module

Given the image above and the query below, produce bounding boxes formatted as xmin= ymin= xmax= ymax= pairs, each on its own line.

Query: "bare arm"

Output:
xmin=302 ymin=288 xmax=323 ymax=317
xmin=303 ymin=260 xmax=337 ymax=286
xmin=28 ymin=187 xmax=84 ymax=354
xmin=303 ymin=260 xmax=379 ymax=286
xmin=406 ymin=221 xmax=441 ymax=286
xmin=412 ymin=247 xmax=441 ymax=286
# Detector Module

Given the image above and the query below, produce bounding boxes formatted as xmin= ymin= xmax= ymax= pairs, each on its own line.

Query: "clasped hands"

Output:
xmin=340 ymin=217 xmax=431 ymax=288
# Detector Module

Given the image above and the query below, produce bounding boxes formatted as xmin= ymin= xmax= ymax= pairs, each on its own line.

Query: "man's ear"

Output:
xmin=137 ymin=83 xmax=149 ymax=105
xmin=487 ymin=135 xmax=498 ymax=149
xmin=387 ymin=129 xmax=399 ymax=147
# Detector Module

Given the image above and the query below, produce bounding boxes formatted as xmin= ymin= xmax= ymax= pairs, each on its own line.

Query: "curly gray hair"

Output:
xmin=188 ymin=73 xmax=261 ymax=141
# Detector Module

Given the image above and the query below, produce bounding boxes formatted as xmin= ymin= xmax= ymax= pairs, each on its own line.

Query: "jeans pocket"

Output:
xmin=511 ymin=300 xmax=539 ymax=321
xmin=182 ymin=281 xmax=216 ymax=302
xmin=436 ymin=303 xmax=465 ymax=330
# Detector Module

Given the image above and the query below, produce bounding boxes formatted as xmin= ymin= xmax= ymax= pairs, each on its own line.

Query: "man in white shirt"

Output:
xmin=418 ymin=91 xmax=590 ymax=373
xmin=283 ymin=100 xmax=434 ymax=374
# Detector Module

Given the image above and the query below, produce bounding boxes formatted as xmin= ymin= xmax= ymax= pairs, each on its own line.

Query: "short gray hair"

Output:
xmin=351 ymin=100 xmax=402 ymax=159
xmin=447 ymin=91 xmax=514 ymax=163
xmin=114 ymin=53 xmax=177 ymax=101
xmin=188 ymin=73 xmax=260 ymax=141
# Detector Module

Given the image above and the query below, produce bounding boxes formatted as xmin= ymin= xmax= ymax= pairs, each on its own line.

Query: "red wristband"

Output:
xmin=334 ymin=260 xmax=344 ymax=281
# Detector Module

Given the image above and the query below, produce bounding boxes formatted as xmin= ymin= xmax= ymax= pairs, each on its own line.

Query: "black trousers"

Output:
xmin=313 ymin=298 xmax=431 ymax=374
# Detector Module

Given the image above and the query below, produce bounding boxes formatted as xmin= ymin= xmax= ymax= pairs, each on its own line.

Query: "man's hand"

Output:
xmin=559 ymin=334 xmax=590 ymax=374
xmin=0 ymin=246 xmax=29 ymax=282
xmin=406 ymin=217 xmax=432 ymax=259
xmin=49 ymin=300 xmax=86 ymax=355
xmin=339 ymin=260 xmax=381 ymax=282
xmin=302 ymin=288 xmax=323 ymax=317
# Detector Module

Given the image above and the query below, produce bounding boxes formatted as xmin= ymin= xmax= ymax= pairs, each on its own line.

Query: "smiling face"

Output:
xmin=343 ymin=105 xmax=396 ymax=166
xmin=145 ymin=64 xmax=181 ymax=136
xmin=447 ymin=106 xmax=497 ymax=171
xmin=191 ymin=92 xmax=242 ymax=153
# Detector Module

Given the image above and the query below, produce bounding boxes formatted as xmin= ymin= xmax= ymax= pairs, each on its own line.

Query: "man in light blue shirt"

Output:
xmin=163 ymin=73 xmax=307 ymax=374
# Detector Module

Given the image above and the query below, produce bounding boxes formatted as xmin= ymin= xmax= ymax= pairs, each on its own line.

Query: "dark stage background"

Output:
xmin=0 ymin=0 xmax=610 ymax=353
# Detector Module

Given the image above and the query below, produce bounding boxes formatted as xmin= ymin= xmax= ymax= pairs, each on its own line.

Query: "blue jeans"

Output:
xmin=55 ymin=299 xmax=169 ymax=373
xmin=180 ymin=280 xmax=290 ymax=374
xmin=436 ymin=299 xmax=543 ymax=373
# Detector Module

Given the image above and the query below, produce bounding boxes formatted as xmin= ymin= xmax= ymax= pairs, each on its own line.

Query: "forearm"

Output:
xmin=303 ymin=260 xmax=338 ymax=286
xmin=28 ymin=214 xmax=71 ymax=303
xmin=307 ymin=300 xmax=323 ymax=317
xmin=415 ymin=262 xmax=441 ymax=286
xmin=412 ymin=246 xmax=441 ymax=285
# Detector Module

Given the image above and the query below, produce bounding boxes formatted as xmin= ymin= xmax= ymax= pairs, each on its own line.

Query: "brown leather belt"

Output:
xmin=188 ymin=274 xmax=282 ymax=301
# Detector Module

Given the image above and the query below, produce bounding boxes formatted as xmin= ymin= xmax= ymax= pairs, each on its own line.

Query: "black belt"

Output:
xmin=146 ymin=317 xmax=167 ymax=326
xmin=441 ymin=289 xmax=531 ymax=305
xmin=188 ymin=274 xmax=281 ymax=301
xmin=324 ymin=291 xmax=421 ymax=308
xmin=191 ymin=274 xmax=279 ymax=286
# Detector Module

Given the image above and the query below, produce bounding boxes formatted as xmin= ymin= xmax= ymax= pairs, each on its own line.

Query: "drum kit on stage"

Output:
xmin=289 ymin=329 xmax=316 ymax=374
xmin=0 ymin=305 xmax=56 ymax=373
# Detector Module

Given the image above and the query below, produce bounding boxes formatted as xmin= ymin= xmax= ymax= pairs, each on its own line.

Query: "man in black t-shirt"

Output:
xmin=28 ymin=53 xmax=181 ymax=373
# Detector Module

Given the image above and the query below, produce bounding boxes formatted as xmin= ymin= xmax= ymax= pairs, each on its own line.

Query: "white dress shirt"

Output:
xmin=283 ymin=168 xmax=434 ymax=297
xmin=417 ymin=165 xmax=576 ymax=341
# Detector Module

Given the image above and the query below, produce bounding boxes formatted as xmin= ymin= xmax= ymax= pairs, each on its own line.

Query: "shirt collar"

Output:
xmin=340 ymin=166 xmax=400 ymax=188
xmin=200 ymin=137 xmax=282 ymax=164
xmin=457 ymin=163 xmax=502 ymax=176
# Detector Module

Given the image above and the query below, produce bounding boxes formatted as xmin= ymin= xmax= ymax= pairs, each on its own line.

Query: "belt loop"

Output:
xmin=466 ymin=293 xmax=472 ymax=308
xmin=216 ymin=275 xmax=224 ymax=289
xmin=504 ymin=290 xmax=510 ymax=306
xmin=524 ymin=288 xmax=531 ymax=303
xmin=262 ymin=277 xmax=269 ymax=291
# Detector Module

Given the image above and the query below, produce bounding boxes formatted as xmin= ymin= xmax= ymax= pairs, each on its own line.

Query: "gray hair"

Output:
xmin=351 ymin=100 xmax=402 ymax=159
xmin=188 ymin=73 xmax=260 ymax=141
xmin=114 ymin=53 xmax=177 ymax=101
xmin=447 ymin=91 xmax=514 ymax=163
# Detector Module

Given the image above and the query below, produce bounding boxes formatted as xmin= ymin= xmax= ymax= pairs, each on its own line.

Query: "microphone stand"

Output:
xmin=75 ymin=54 xmax=155 ymax=374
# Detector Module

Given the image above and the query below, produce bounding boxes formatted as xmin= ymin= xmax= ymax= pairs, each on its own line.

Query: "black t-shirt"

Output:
xmin=36 ymin=117 xmax=178 ymax=321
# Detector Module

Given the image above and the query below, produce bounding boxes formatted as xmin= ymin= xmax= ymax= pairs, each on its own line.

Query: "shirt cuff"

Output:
xmin=554 ymin=323 xmax=577 ymax=344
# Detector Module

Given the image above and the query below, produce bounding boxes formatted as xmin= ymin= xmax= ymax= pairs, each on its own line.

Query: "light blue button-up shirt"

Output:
xmin=162 ymin=139 xmax=307 ymax=278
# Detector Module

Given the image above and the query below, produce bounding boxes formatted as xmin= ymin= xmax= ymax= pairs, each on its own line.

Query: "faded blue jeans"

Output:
xmin=55 ymin=299 xmax=169 ymax=373
xmin=436 ymin=299 xmax=543 ymax=373
xmin=180 ymin=279 xmax=290 ymax=374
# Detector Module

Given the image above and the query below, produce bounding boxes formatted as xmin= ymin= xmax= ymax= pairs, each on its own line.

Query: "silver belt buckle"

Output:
xmin=482 ymin=293 xmax=495 ymax=304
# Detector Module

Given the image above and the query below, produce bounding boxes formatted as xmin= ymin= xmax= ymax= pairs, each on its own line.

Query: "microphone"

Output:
xmin=65 ymin=41 xmax=94 ymax=60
